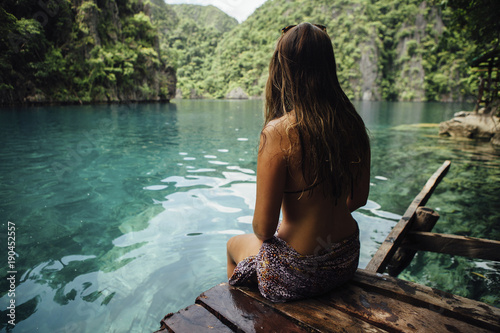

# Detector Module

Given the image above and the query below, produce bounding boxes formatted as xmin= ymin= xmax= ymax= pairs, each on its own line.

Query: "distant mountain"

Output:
xmin=0 ymin=0 xmax=176 ymax=105
xmin=149 ymin=1 xmax=238 ymax=98
xmin=172 ymin=4 xmax=238 ymax=34
xmin=1 ymin=0 xmax=480 ymax=105
xmin=162 ymin=0 xmax=479 ymax=102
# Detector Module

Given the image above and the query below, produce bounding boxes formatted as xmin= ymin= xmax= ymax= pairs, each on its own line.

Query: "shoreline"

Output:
xmin=0 ymin=98 xmax=172 ymax=109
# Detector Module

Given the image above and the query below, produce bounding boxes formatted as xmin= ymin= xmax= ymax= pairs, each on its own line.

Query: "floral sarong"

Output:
xmin=228 ymin=227 xmax=360 ymax=302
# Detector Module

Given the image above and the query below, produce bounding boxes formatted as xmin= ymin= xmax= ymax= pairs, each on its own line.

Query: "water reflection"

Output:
xmin=355 ymin=101 xmax=470 ymax=128
xmin=0 ymin=100 xmax=498 ymax=333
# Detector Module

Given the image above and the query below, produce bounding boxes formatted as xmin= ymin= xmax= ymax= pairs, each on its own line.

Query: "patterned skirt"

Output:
xmin=228 ymin=226 xmax=360 ymax=302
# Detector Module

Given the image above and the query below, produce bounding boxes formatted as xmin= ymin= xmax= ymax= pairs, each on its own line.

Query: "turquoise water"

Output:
xmin=0 ymin=100 xmax=498 ymax=332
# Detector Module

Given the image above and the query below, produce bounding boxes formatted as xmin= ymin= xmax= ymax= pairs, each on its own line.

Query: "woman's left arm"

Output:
xmin=347 ymin=149 xmax=371 ymax=212
xmin=252 ymin=122 xmax=287 ymax=241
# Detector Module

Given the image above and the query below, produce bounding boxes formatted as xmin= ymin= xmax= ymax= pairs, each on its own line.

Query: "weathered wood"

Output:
xmin=237 ymin=286 xmax=388 ymax=332
xmin=156 ymin=304 xmax=233 ymax=333
xmin=238 ymin=269 xmax=500 ymax=332
xmin=387 ymin=207 xmax=440 ymax=276
xmin=195 ymin=283 xmax=312 ymax=333
xmin=365 ymin=160 xmax=451 ymax=273
xmin=157 ymin=269 xmax=500 ymax=333
xmin=157 ymin=160 xmax=500 ymax=333
xmin=352 ymin=269 xmax=500 ymax=332
xmin=402 ymin=231 xmax=500 ymax=261
xmin=412 ymin=206 xmax=440 ymax=231
xmin=318 ymin=279 xmax=495 ymax=332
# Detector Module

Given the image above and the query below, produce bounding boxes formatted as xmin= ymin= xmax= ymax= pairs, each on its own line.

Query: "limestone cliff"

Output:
xmin=199 ymin=0 xmax=477 ymax=102
xmin=0 ymin=0 xmax=176 ymax=105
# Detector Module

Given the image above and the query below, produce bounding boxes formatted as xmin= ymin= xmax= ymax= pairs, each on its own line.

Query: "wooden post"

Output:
xmin=387 ymin=206 xmax=440 ymax=277
xmin=365 ymin=160 xmax=451 ymax=273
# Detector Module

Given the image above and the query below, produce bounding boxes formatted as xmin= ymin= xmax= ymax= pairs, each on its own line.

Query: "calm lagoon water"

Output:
xmin=0 ymin=100 xmax=499 ymax=332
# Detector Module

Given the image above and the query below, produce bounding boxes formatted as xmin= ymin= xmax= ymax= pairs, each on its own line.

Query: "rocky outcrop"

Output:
xmin=394 ymin=2 xmax=430 ymax=101
xmin=225 ymin=87 xmax=248 ymax=100
xmin=72 ymin=0 xmax=176 ymax=103
xmin=491 ymin=133 xmax=500 ymax=148
xmin=1 ymin=0 xmax=176 ymax=105
xmin=190 ymin=88 xmax=204 ymax=99
xmin=491 ymin=133 xmax=500 ymax=147
xmin=439 ymin=111 xmax=500 ymax=142
xmin=359 ymin=34 xmax=380 ymax=101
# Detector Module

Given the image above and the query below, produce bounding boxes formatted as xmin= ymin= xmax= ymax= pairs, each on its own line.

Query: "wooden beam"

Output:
xmin=365 ymin=160 xmax=451 ymax=273
xmin=402 ymin=231 xmax=500 ymax=261
xmin=387 ymin=207 xmax=440 ymax=276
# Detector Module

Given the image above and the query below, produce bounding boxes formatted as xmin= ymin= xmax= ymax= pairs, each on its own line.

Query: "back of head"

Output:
xmin=264 ymin=22 xmax=370 ymax=199
xmin=266 ymin=23 xmax=346 ymax=117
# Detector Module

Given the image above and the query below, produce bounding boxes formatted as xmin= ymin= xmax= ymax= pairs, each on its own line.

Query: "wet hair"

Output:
xmin=264 ymin=22 xmax=370 ymax=199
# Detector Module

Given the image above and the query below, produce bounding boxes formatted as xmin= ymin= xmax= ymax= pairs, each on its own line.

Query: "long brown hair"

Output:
xmin=264 ymin=22 xmax=370 ymax=199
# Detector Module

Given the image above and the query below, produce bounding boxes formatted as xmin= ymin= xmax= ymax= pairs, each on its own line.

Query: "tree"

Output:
xmin=440 ymin=0 xmax=500 ymax=55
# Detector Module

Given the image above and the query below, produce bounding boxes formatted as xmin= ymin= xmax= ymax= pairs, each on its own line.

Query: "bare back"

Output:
xmin=252 ymin=113 xmax=370 ymax=255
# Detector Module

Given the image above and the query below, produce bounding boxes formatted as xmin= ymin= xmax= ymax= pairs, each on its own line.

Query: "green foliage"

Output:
xmin=0 ymin=0 xmax=175 ymax=105
xmin=437 ymin=0 xmax=500 ymax=56
xmin=149 ymin=0 xmax=482 ymax=102
xmin=0 ymin=0 xmax=491 ymax=104
xmin=148 ymin=1 xmax=238 ymax=98
xmin=123 ymin=12 xmax=157 ymax=45
xmin=172 ymin=4 xmax=238 ymax=34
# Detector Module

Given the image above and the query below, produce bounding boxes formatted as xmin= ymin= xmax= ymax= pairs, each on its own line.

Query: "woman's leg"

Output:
xmin=226 ymin=233 xmax=263 ymax=279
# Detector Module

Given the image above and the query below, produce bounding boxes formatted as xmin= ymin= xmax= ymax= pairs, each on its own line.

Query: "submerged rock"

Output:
xmin=439 ymin=113 xmax=500 ymax=141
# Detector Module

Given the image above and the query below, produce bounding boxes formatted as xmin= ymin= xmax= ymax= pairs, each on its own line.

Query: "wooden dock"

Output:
xmin=155 ymin=161 xmax=500 ymax=332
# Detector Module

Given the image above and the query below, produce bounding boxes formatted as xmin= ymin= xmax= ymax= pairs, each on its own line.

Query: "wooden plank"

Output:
xmin=157 ymin=269 xmax=500 ymax=332
xmin=317 ymin=284 xmax=494 ymax=332
xmin=387 ymin=207 xmax=440 ymax=276
xmin=195 ymin=283 xmax=312 ymax=333
xmin=237 ymin=287 xmax=388 ymax=332
xmin=365 ymin=160 xmax=451 ymax=273
xmin=316 ymin=271 xmax=498 ymax=332
xmin=352 ymin=269 xmax=500 ymax=332
xmin=402 ymin=231 xmax=500 ymax=261
xmin=158 ymin=303 xmax=233 ymax=333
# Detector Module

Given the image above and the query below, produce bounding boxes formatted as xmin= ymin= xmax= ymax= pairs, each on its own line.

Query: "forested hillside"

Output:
xmin=0 ymin=0 xmax=176 ymax=105
xmin=148 ymin=1 xmax=238 ymax=98
xmin=166 ymin=0 xmax=480 ymax=102
xmin=0 ymin=0 xmax=484 ymax=104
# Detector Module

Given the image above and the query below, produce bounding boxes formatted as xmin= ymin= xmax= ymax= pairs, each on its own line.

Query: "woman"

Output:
xmin=226 ymin=23 xmax=370 ymax=302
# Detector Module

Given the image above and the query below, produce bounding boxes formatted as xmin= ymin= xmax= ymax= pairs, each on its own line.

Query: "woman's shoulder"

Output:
xmin=263 ymin=112 xmax=295 ymax=135
xmin=260 ymin=113 xmax=297 ymax=154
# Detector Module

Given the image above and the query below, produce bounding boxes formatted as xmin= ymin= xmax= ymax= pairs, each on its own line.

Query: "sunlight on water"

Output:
xmin=0 ymin=100 xmax=498 ymax=332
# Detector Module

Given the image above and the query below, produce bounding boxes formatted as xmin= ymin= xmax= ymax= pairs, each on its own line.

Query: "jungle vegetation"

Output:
xmin=0 ymin=0 xmax=176 ymax=105
xmin=1 ymin=0 xmax=496 ymax=105
xmin=147 ymin=0 xmax=238 ymax=99
xmin=163 ymin=0 xmax=485 ymax=101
